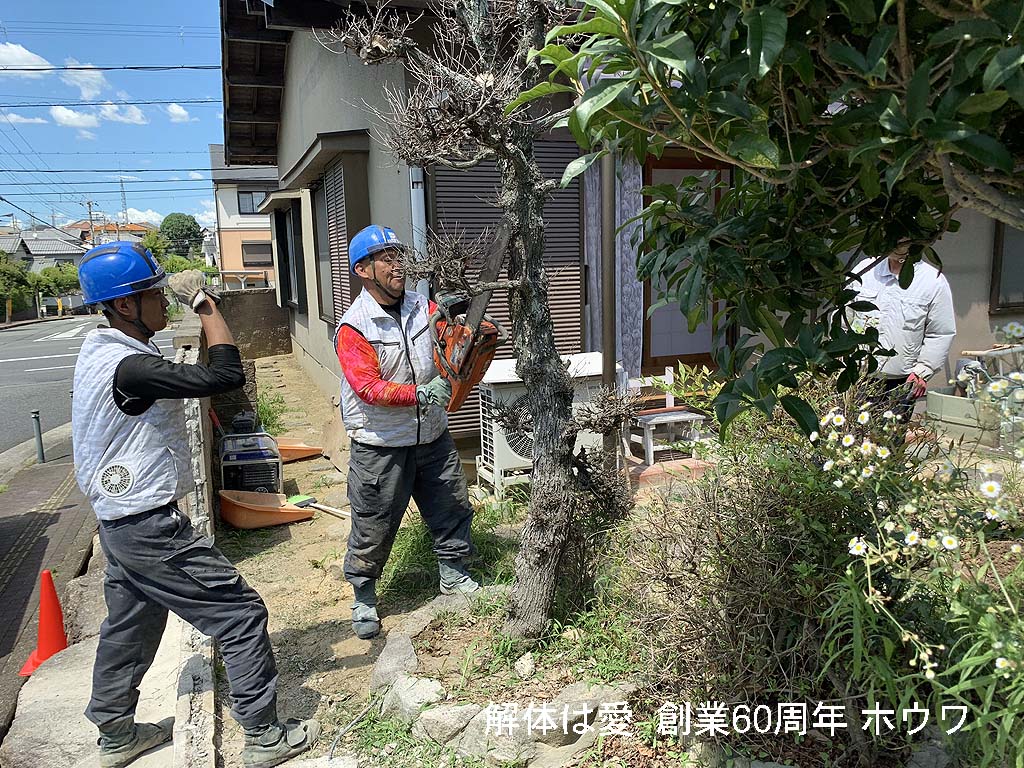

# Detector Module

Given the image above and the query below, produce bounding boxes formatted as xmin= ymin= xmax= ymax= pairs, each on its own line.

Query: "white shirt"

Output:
xmin=850 ymin=258 xmax=955 ymax=379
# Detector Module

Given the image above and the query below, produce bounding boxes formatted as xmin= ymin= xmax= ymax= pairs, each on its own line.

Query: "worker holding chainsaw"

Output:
xmin=72 ymin=242 xmax=318 ymax=768
xmin=334 ymin=224 xmax=482 ymax=640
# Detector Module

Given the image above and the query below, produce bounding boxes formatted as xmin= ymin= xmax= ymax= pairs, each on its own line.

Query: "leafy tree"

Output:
xmin=534 ymin=0 xmax=1024 ymax=431
xmin=30 ymin=262 xmax=80 ymax=297
xmin=159 ymin=213 xmax=203 ymax=257
xmin=0 ymin=252 xmax=32 ymax=322
xmin=140 ymin=230 xmax=171 ymax=259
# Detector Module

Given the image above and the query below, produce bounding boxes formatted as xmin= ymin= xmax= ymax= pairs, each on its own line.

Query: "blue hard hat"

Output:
xmin=78 ymin=241 xmax=167 ymax=305
xmin=349 ymin=225 xmax=405 ymax=274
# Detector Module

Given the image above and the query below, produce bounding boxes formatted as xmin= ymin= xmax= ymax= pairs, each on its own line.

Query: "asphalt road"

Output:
xmin=0 ymin=317 xmax=179 ymax=454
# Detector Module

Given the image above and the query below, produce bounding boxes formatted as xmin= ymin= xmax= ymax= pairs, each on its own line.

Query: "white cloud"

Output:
xmin=166 ymin=103 xmax=198 ymax=123
xmin=116 ymin=90 xmax=130 ymax=100
xmin=61 ymin=58 xmax=108 ymax=99
xmin=50 ymin=106 xmax=99 ymax=129
xmin=194 ymin=200 xmax=217 ymax=228
xmin=125 ymin=208 xmax=165 ymax=226
xmin=109 ymin=174 xmax=142 ymax=181
xmin=188 ymin=172 xmax=205 ymax=180
xmin=170 ymin=176 xmax=181 ymax=181
xmin=0 ymin=43 xmax=52 ymax=77
xmin=99 ymin=102 xmax=147 ymax=125
xmin=77 ymin=129 xmax=97 ymax=141
xmin=1 ymin=112 xmax=47 ymax=124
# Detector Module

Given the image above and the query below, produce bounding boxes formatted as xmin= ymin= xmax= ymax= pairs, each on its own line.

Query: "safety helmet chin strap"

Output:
xmin=368 ymin=259 xmax=405 ymax=303
xmin=102 ymin=294 xmax=155 ymax=340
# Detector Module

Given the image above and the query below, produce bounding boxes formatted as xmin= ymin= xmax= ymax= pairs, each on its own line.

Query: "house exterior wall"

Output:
xmin=272 ymin=31 xmax=416 ymax=400
xmin=215 ymin=185 xmax=276 ymax=285
xmin=215 ymin=183 xmax=275 ymax=231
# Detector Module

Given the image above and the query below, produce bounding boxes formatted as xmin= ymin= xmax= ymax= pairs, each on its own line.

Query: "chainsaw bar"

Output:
xmin=463 ymin=222 xmax=510 ymax=335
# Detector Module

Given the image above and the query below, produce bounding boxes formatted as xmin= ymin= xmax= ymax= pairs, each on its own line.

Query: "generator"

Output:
xmin=220 ymin=432 xmax=283 ymax=493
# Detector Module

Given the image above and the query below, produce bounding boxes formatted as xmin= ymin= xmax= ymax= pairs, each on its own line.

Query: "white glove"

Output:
xmin=416 ymin=377 xmax=452 ymax=408
xmin=168 ymin=270 xmax=218 ymax=310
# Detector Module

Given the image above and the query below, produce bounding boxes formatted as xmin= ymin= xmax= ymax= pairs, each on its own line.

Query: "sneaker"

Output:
xmin=242 ymin=718 xmax=320 ymax=768
xmin=98 ymin=718 xmax=174 ymax=768
xmin=352 ymin=581 xmax=380 ymax=639
xmin=438 ymin=559 xmax=480 ymax=595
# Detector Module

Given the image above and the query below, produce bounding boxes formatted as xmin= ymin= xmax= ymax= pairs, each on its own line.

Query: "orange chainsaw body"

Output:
xmin=432 ymin=317 xmax=502 ymax=412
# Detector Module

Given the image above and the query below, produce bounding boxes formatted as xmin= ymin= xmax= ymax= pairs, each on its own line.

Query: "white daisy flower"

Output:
xmin=980 ymin=480 xmax=1002 ymax=499
xmin=857 ymin=411 xmax=870 ymax=425
xmin=860 ymin=440 xmax=875 ymax=456
xmin=926 ymin=538 xmax=940 ymax=550
xmin=842 ymin=434 xmax=856 ymax=447
xmin=820 ymin=412 xmax=834 ymax=427
xmin=1010 ymin=372 xmax=1024 ymax=382
xmin=883 ymin=521 xmax=897 ymax=532
xmin=848 ymin=537 xmax=868 ymax=556
xmin=861 ymin=465 xmax=875 ymax=478
xmin=979 ymin=462 xmax=996 ymax=475
xmin=942 ymin=534 xmax=959 ymax=551
xmin=903 ymin=502 xmax=917 ymax=514
xmin=905 ymin=531 xmax=921 ymax=546
xmin=996 ymin=657 xmax=1011 ymax=670
xmin=1011 ymin=544 xmax=1022 ymax=554
xmin=876 ymin=446 xmax=891 ymax=459
xmin=883 ymin=410 xmax=896 ymax=419
xmin=985 ymin=508 xmax=1002 ymax=521
xmin=832 ymin=414 xmax=846 ymax=427
xmin=823 ymin=460 xmax=835 ymax=471
xmin=827 ymin=431 xmax=839 ymax=442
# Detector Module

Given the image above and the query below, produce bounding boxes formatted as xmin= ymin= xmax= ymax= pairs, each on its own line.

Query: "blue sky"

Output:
xmin=0 ymin=0 xmax=224 ymax=232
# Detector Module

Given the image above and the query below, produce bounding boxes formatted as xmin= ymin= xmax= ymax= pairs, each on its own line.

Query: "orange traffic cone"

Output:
xmin=19 ymin=570 xmax=68 ymax=676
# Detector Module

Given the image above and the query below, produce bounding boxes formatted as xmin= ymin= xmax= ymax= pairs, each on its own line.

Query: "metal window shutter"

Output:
xmin=432 ymin=140 xmax=583 ymax=436
xmin=324 ymin=160 xmax=351 ymax=324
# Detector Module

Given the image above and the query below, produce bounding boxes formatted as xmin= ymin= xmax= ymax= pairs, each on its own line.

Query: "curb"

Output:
xmin=0 ymin=315 xmax=87 ymax=333
xmin=174 ymin=623 xmax=217 ymax=768
xmin=0 ymin=422 xmax=74 ymax=486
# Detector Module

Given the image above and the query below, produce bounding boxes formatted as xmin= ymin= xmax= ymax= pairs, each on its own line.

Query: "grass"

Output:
xmin=166 ymin=301 xmax=184 ymax=323
xmin=0 ymin=483 xmax=7 ymax=494
xmin=341 ymin=709 xmax=490 ymax=768
xmin=257 ymin=391 xmax=289 ymax=436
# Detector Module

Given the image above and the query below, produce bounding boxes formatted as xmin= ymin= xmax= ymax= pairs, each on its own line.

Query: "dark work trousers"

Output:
xmin=345 ymin=430 xmax=474 ymax=590
xmin=86 ymin=505 xmax=278 ymax=732
xmin=883 ymin=376 xmax=918 ymax=422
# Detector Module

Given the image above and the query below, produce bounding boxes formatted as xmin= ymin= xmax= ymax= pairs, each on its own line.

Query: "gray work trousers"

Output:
xmin=86 ymin=505 xmax=278 ymax=731
xmin=345 ymin=430 xmax=474 ymax=590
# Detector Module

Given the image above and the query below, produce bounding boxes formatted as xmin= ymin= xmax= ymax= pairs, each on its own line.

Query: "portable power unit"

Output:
xmin=220 ymin=432 xmax=283 ymax=493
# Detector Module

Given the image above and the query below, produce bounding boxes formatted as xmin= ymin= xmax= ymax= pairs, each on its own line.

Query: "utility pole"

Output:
xmin=119 ymin=178 xmax=128 ymax=239
xmin=86 ymin=200 xmax=96 ymax=246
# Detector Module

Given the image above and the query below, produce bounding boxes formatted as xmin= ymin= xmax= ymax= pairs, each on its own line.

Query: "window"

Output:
xmin=312 ymin=183 xmax=335 ymax=324
xmin=273 ymin=202 xmax=306 ymax=312
xmin=238 ymin=190 xmax=268 ymax=215
xmin=990 ymin=222 xmax=1024 ymax=314
xmin=241 ymin=241 xmax=273 ymax=267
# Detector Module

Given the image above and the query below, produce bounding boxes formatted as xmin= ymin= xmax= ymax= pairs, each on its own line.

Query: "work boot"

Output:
xmin=242 ymin=718 xmax=320 ymax=768
xmin=98 ymin=717 xmax=174 ymax=768
xmin=439 ymin=559 xmax=480 ymax=595
xmin=351 ymin=582 xmax=380 ymax=639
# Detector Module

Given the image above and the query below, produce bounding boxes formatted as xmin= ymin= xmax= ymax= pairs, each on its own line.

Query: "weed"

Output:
xmin=0 ymin=483 xmax=7 ymax=494
xmin=347 ymin=710 xmax=490 ymax=768
xmin=257 ymin=391 xmax=289 ymax=436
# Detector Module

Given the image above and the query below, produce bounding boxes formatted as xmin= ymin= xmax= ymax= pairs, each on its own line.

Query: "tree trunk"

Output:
xmin=499 ymin=139 xmax=581 ymax=639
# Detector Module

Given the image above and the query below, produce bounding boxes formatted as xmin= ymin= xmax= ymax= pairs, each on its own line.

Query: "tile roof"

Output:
xmin=0 ymin=235 xmax=22 ymax=254
xmin=22 ymin=238 xmax=86 ymax=256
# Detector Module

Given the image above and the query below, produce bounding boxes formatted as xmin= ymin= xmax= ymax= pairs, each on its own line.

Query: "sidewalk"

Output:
xmin=0 ymin=437 xmax=96 ymax=740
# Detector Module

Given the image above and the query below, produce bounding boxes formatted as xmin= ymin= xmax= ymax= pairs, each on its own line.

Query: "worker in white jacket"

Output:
xmin=850 ymin=244 xmax=956 ymax=413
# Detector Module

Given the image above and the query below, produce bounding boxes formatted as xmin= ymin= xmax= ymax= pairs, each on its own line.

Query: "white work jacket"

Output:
xmin=850 ymin=258 xmax=956 ymax=379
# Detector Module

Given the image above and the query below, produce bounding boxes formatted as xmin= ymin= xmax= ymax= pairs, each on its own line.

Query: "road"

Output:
xmin=0 ymin=317 xmax=179 ymax=453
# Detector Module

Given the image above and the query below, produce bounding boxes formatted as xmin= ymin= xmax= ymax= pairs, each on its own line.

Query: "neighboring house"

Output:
xmin=0 ymin=234 xmax=86 ymax=272
xmin=219 ymin=0 xmax=1022 ymax=436
xmin=202 ymin=228 xmax=220 ymax=269
xmin=64 ymin=221 xmax=156 ymax=245
xmin=210 ymin=143 xmax=277 ymax=290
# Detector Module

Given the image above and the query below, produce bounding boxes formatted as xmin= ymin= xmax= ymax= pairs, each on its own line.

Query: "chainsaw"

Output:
xmin=429 ymin=224 xmax=511 ymax=413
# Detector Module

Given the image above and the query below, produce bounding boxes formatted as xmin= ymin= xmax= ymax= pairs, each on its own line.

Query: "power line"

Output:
xmin=0 ymin=150 xmax=211 ymax=155
xmin=1 ymin=187 xmax=217 ymax=195
xmin=0 ymin=196 xmax=87 ymax=239
xmin=0 ymin=19 xmax=217 ymax=29
xmin=1 ymin=179 xmax=211 ymax=186
xmin=0 ymin=65 xmax=221 ymax=72
xmin=1 ymin=168 xmax=221 ymax=173
xmin=0 ymin=98 xmax=221 ymax=108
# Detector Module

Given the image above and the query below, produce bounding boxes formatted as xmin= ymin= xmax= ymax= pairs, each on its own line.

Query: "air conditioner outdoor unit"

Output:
xmin=476 ymin=351 xmax=623 ymax=499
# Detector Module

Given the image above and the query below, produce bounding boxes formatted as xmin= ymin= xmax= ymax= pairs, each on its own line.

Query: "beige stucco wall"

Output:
xmin=934 ymin=209 xmax=1024 ymax=377
xmin=274 ymin=31 xmax=418 ymax=399
xmin=215 ymin=184 xmax=274 ymax=232
xmin=217 ymin=228 xmax=275 ymax=283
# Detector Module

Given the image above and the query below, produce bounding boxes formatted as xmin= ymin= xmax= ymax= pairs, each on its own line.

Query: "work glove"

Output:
xmin=168 ymin=270 xmax=220 ymax=310
xmin=416 ymin=376 xmax=452 ymax=408
xmin=907 ymin=372 xmax=928 ymax=399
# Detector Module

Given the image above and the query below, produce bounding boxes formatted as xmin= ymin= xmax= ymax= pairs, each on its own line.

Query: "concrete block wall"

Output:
xmin=217 ymin=288 xmax=290 ymax=360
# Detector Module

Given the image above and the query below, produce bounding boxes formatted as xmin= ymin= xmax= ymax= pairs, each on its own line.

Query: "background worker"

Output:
xmin=72 ymin=242 xmax=318 ymax=768
xmin=334 ymin=224 xmax=479 ymax=641
xmin=851 ymin=244 xmax=956 ymax=417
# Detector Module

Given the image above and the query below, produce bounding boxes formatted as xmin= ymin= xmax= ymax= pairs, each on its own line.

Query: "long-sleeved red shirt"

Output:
xmin=335 ymin=300 xmax=437 ymax=407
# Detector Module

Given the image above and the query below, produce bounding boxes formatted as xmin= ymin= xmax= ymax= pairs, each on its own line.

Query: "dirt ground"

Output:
xmin=215 ymin=354 xmax=380 ymax=766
